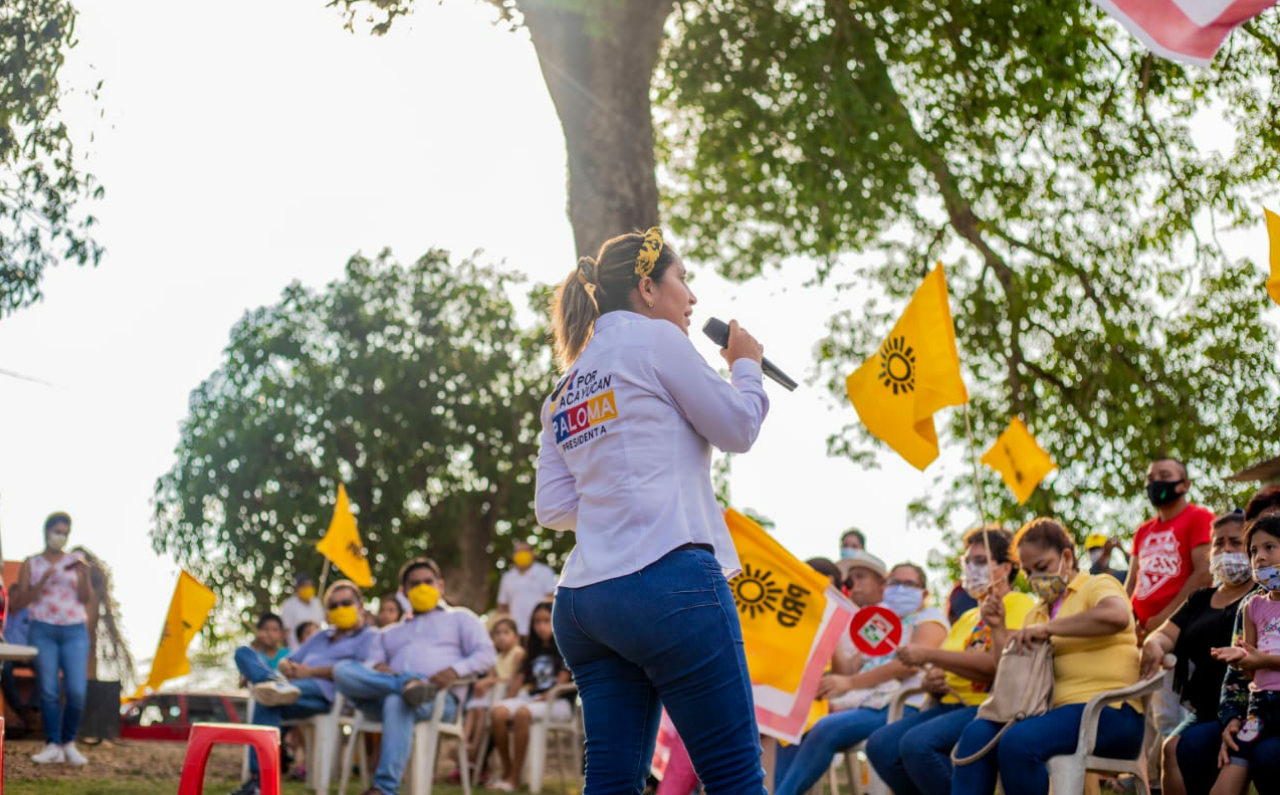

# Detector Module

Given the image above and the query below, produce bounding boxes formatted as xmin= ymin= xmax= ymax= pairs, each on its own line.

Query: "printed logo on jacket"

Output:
xmin=551 ymin=369 xmax=619 ymax=450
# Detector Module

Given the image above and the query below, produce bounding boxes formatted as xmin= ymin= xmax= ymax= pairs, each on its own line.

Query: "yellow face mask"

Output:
xmin=408 ymin=583 xmax=441 ymax=614
xmin=513 ymin=550 xmax=534 ymax=569
xmin=298 ymin=585 xmax=317 ymax=602
xmin=327 ymin=605 xmax=360 ymax=630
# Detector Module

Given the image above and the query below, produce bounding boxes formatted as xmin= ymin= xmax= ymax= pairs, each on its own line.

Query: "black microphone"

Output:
xmin=702 ymin=317 xmax=798 ymax=392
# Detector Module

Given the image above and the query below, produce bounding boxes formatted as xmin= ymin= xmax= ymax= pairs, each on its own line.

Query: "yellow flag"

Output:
xmin=846 ymin=263 xmax=969 ymax=470
xmin=317 ymin=483 xmax=374 ymax=588
xmin=1266 ymin=208 xmax=1280 ymax=307
xmin=131 ymin=571 xmax=216 ymax=700
xmin=981 ymin=418 xmax=1057 ymax=504
xmin=724 ymin=509 xmax=853 ymax=743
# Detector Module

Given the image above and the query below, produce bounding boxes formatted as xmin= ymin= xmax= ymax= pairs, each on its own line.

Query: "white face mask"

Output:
xmin=961 ymin=562 xmax=992 ymax=599
xmin=47 ymin=532 xmax=69 ymax=552
xmin=1210 ymin=552 xmax=1252 ymax=586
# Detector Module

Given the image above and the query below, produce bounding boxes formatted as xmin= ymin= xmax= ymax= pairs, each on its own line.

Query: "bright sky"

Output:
xmin=0 ymin=1 xmax=1272 ymax=675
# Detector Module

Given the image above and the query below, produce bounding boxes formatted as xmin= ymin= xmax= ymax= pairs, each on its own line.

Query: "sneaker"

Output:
xmin=230 ymin=780 xmax=261 ymax=795
xmin=401 ymin=678 xmax=437 ymax=708
xmin=251 ymin=680 xmax=301 ymax=706
xmin=62 ymin=742 xmax=88 ymax=766
xmin=32 ymin=743 xmax=65 ymax=764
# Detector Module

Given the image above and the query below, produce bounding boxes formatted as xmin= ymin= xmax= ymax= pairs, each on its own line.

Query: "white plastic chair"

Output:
xmin=337 ymin=679 xmax=474 ymax=795
xmin=523 ymin=683 xmax=584 ymax=794
xmin=470 ymin=680 xmax=510 ymax=782
xmin=1045 ymin=670 xmax=1171 ymax=795
xmin=242 ymin=692 xmax=347 ymax=793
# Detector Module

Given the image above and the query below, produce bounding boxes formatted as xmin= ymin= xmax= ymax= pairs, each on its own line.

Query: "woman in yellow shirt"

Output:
xmin=866 ymin=526 xmax=1036 ymax=795
xmin=951 ymin=518 xmax=1142 ymax=795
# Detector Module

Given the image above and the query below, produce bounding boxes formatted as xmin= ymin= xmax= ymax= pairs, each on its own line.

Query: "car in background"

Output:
xmin=121 ymin=692 xmax=249 ymax=741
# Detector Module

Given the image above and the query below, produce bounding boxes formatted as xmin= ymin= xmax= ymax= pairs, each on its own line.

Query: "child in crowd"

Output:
xmin=294 ymin=621 xmax=318 ymax=645
xmin=375 ymin=592 xmax=405 ymax=628
xmin=466 ymin=615 xmax=526 ymax=775
xmin=486 ymin=602 xmax=570 ymax=792
xmin=237 ymin=613 xmax=289 ymax=686
xmin=1212 ymin=514 xmax=1280 ymax=795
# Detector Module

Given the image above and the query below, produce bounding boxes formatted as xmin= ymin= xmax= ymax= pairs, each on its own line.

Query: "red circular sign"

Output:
xmin=848 ymin=605 xmax=903 ymax=656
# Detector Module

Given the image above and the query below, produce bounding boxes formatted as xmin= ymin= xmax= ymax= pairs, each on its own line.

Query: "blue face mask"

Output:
xmin=1255 ymin=564 xmax=1280 ymax=592
xmin=840 ymin=547 xmax=860 ymax=560
xmin=883 ymin=584 xmax=925 ymax=617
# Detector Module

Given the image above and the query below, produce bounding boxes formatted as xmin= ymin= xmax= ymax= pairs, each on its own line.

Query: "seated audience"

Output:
xmin=772 ymin=557 xmax=947 ymax=795
xmin=487 ymin=602 xmax=571 ymax=793
xmin=333 ymin=558 xmax=495 ymax=795
xmin=951 ymin=518 xmax=1142 ymax=795
xmin=1139 ymin=510 xmax=1253 ymax=795
xmin=295 ymin=620 xmax=318 ymax=645
xmin=1208 ymin=514 xmax=1280 ymax=795
xmin=866 ymin=526 xmax=1035 ymax=795
xmin=465 ymin=614 xmax=525 ymax=772
xmin=231 ymin=579 xmax=376 ymax=795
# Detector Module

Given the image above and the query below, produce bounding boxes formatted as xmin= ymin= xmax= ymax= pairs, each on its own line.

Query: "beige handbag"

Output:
xmin=951 ymin=638 xmax=1055 ymax=765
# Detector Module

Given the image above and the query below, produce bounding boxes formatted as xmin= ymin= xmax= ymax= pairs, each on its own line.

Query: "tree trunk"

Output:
xmin=448 ymin=508 xmax=496 ymax=612
xmin=519 ymin=0 xmax=674 ymax=258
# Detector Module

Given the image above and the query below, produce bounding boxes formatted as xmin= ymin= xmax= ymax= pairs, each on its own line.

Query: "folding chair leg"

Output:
xmin=526 ymin=723 xmax=547 ymax=795
xmin=338 ymin=724 xmax=360 ymax=795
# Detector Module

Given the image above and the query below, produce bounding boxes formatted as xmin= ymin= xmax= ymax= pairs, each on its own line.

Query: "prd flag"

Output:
xmin=981 ymin=418 xmax=1058 ymax=505
xmin=1266 ymin=208 xmax=1280 ymax=308
xmin=131 ymin=571 xmax=216 ymax=700
xmin=1090 ymin=0 xmax=1278 ymax=66
xmin=846 ymin=263 xmax=969 ymax=471
xmin=724 ymin=509 xmax=855 ymax=743
xmin=317 ymin=483 xmax=374 ymax=588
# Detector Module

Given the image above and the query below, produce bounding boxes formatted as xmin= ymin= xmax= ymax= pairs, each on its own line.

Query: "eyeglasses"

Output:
xmin=887 ymin=580 xmax=924 ymax=589
xmin=327 ymin=599 xmax=356 ymax=609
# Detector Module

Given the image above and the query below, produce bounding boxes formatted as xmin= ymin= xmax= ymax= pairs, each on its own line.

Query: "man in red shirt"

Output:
xmin=1127 ymin=457 xmax=1214 ymax=640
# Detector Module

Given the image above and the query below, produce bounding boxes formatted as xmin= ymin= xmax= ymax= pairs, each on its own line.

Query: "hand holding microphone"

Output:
xmin=719 ymin=320 xmax=764 ymax=369
xmin=702 ymin=317 xmax=798 ymax=391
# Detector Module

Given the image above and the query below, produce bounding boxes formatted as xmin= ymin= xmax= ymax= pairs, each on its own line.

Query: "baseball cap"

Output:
xmin=1084 ymin=534 xmax=1108 ymax=550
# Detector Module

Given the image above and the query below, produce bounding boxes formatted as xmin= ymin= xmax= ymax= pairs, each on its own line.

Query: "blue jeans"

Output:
xmin=245 ymin=674 xmax=331 ymax=776
xmin=1171 ymin=717 xmax=1224 ymax=795
xmin=951 ymin=704 xmax=1143 ymax=795
xmin=234 ymin=645 xmax=281 ymax=684
xmin=332 ymin=661 xmax=457 ymax=795
xmin=29 ymin=620 xmax=89 ymax=745
xmin=552 ymin=547 xmax=765 ymax=795
xmin=867 ymin=702 xmax=974 ymax=795
xmin=774 ymin=705 xmax=914 ymax=795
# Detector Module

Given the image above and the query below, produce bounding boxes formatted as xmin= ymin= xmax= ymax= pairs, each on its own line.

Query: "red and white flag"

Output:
xmin=1091 ymin=0 xmax=1278 ymax=65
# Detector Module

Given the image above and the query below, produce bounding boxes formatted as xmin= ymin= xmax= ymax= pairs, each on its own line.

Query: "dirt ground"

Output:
xmin=5 ymin=737 xmax=246 ymax=782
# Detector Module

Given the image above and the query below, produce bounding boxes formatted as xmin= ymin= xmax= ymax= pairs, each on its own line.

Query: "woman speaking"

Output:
xmin=536 ymin=228 xmax=769 ymax=795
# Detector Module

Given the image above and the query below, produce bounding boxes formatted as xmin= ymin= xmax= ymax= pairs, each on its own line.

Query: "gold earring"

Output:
xmin=647 ymin=301 xmax=654 ymax=308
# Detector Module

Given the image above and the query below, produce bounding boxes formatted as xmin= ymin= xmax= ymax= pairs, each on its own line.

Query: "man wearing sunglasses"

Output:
xmin=232 ymin=579 xmax=376 ymax=795
xmin=334 ymin=558 xmax=496 ymax=795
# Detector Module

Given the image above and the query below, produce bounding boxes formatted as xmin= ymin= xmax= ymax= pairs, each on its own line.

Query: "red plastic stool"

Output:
xmin=178 ymin=722 xmax=281 ymax=795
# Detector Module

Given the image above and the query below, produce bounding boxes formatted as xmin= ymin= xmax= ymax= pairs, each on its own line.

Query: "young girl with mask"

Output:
xmin=13 ymin=512 xmax=92 ymax=766
xmin=952 ymin=518 xmax=1142 ymax=795
xmin=1139 ymin=510 xmax=1254 ymax=795
xmin=487 ymin=602 xmax=571 ymax=792
xmin=1209 ymin=514 xmax=1280 ymax=795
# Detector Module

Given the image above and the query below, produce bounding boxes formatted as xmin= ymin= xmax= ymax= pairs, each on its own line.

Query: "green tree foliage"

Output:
xmin=658 ymin=1 xmax=1280 ymax=544
xmin=152 ymin=250 xmax=565 ymax=620
xmin=1 ymin=0 xmax=103 ymax=317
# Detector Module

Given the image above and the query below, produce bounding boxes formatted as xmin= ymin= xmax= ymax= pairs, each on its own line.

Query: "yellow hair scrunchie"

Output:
xmin=635 ymin=227 xmax=664 ymax=278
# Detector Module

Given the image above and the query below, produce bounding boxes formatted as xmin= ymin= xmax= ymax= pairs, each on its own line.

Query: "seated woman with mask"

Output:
xmin=865 ymin=526 xmax=1036 ymax=795
xmin=771 ymin=555 xmax=947 ymax=795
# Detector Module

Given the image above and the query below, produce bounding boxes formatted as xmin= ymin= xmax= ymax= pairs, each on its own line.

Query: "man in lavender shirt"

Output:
xmin=232 ymin=579 xmax=376 ymax=795
xmin=333 ymin=558 xmax=496 ymax=795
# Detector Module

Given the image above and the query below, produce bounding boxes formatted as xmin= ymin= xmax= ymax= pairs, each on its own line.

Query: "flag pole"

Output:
xmin=317 ymin=559 xmax=331 ymax=598
xmin=962 ymin=404 xmax=997 ymax=591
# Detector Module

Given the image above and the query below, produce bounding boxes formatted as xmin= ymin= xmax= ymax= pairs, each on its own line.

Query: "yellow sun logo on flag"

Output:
xmin=731 ymin=563 xmax=784 ymax=620
xmin=878 ymin=335 xmax=916 ymax=394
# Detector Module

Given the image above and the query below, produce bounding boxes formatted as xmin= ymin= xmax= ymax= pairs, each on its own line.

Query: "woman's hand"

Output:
xmin=980 ymin=591 xmax=1006 ymax=631
xmin=721 ymin=320 xmax=764 ymax=367
xmin=895 ymin=644 xmax=933 ymax=668
xmin=921 ymin=667 xmax=949 ymax=697
xmin=1219 ymin=718 xmax=1241 ymax=767
xmin=1212 ymin=646 xmax=1248 ymax=666
xmin=1008 ymin=624 xmax=1051 ymax=654
xmin=816 ymin=673 xmax=852 ymax=700
xmin=1139 ymin=638 xmax=1174 ymax=680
